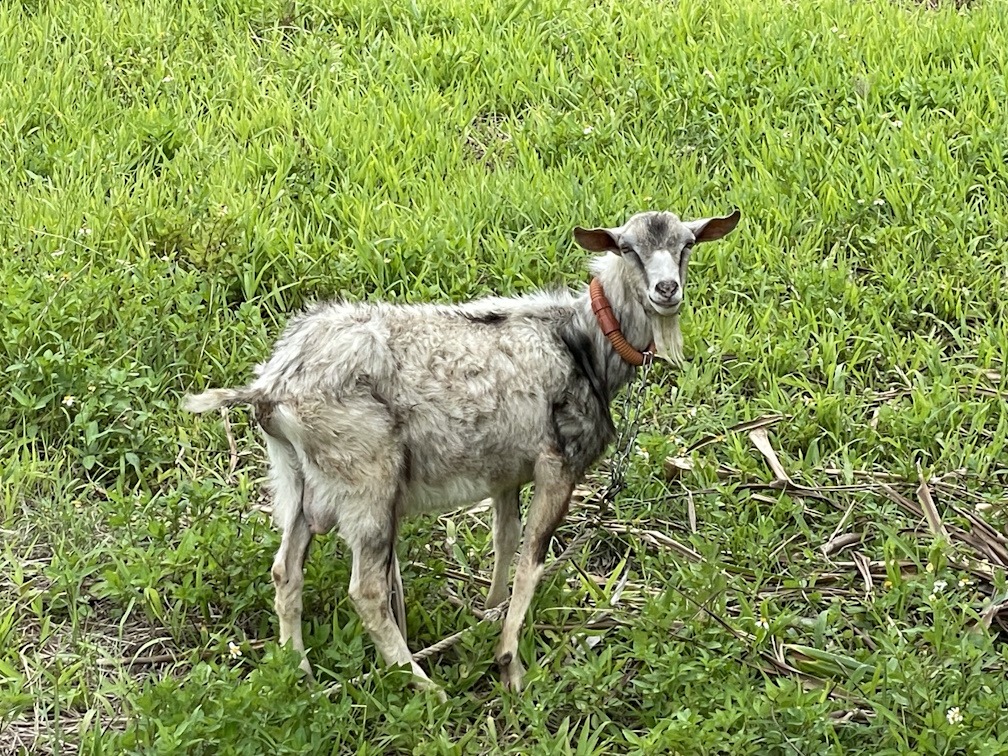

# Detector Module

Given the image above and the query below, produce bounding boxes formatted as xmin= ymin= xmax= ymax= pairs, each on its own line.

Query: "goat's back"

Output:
xmin=252 ymin=295 xmax=612 ymax=512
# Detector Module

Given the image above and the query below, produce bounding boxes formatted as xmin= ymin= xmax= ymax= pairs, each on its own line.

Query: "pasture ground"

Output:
xmin=2 ymin=0 xmax=1008 ymax=752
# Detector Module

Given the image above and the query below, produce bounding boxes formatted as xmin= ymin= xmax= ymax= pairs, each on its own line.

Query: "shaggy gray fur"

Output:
xmin=182 ymin=209 xmax=740 ymax=697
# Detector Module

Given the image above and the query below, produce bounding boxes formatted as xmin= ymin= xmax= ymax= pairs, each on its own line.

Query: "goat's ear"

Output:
xmin=687 ymin=209 xmax=741 ymax=243
xmin=573 ymin=226 xmax=620 ymax=252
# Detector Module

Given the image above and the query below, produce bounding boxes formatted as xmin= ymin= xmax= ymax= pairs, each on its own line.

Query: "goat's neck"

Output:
xmin=578 ymin=254 xmax=653 ymax=401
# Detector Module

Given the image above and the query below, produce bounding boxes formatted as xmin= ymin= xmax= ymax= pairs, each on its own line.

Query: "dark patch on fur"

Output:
xmin=550 ymin=396 xmax=614 ymax=476
xmin=646 ymin=214 xmax=669 ymax=246
xmin=549 ymin=403 xmax=565 ymax=461
xmin=532 ymin=538 xmax=551 ymax=565
xmin=531 ymin=531 xmax=553 ymax=565
xmin=560 ymin=328 xmax=607 ymax=409
xmin=462 ymin=311 xmax=507 ymax=325
xmin=365 ymin=380 xmax=389 ymax=409
xmin=254 ymin=401 xmax=278 ymax=436
xmin=387 ymin=446 xmax=412 ymax=581
xmin=548 ymin=325 xmax=618 ymax=471
xmin=622 ymin=248 xmax=648 ymax=285
xmin=401 ymin=445 xmax=413 ymax=484
xmin=384 ymin=532 xmax=397 ymax=581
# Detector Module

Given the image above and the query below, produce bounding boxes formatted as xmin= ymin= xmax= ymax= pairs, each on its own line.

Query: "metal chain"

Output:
xmin=601 ymin=351 xmax=654 ymax=508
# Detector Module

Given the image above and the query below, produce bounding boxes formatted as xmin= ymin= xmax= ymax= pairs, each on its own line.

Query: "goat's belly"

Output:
xmin=402 ymin=477 xmax=500 ymax=516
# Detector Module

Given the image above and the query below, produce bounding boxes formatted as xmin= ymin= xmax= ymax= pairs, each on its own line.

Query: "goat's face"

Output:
xmin=574 ymin=209 xmax=741 ymax=315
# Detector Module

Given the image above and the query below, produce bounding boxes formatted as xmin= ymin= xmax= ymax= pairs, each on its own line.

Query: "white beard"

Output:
xmin=651 ymin=313 xmax=684 ymax=366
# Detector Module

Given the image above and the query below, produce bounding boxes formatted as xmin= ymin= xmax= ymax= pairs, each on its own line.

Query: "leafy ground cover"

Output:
xmin=2 ymin=0 xmax=1008 ymax=752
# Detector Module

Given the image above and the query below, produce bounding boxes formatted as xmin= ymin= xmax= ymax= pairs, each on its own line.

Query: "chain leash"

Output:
xmin=600 ymin=351 xmax=654 ymax=511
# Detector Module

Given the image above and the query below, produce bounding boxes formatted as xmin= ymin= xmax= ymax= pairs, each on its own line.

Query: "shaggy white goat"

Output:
xmin=182 ymin=209 xmax=740 ymax=698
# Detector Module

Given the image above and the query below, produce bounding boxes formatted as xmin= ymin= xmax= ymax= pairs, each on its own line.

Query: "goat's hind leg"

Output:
xmin=264 ymin=432 xmax=315 ymax=678
xmin=272 ymin=508 xmax=314 ymax=677
xmin=389 ymin=549 xmax=407 ymax=644
xmin=486 ymin=488 xmax=521 ymax=610
xmin=347 ymin=519 xmax=446 ymax=702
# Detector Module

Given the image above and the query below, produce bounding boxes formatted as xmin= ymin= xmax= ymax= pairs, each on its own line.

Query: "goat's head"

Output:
xmin=573 ymin=209 xmax=741 ymax=316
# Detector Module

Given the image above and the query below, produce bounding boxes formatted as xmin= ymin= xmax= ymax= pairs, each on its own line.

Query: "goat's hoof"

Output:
xmin=412 ymin=676 xmax=448 ymax=704
xmin=484 ymin=586 xmax=508 ymax=610
xmin=498 ymin=654 xmax=525 ymax=693
xmin=298 ymin=657 xmax=316 ymax=684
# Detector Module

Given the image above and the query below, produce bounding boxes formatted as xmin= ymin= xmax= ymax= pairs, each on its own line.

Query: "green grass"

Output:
xmin=3 ymin=0 xmax=1008 ymax=751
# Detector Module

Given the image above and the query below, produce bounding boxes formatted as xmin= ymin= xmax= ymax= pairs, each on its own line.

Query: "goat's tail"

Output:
xmin=181 ymin=386 xmax=261 ymax=414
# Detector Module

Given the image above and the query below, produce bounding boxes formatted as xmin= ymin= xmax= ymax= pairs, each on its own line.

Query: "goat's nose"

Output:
xmin=655 ymin=280 xmax=679 ymax=300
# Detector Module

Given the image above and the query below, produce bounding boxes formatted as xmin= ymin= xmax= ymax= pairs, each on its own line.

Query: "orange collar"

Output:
xmin=589 ymin=278 xmax=656 ymax=367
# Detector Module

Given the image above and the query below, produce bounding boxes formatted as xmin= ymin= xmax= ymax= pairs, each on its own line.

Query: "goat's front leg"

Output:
xmin=348 ymin=530 xmax=446 ymax=702
xmin=486 ymin=488 xmax=521 ymax=609
xmin=494 ymin=452 xmax=574 ymax=692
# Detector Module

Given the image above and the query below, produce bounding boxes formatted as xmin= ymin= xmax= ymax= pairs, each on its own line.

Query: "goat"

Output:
xmin=182 ymin=209 xmax=741 ymax=698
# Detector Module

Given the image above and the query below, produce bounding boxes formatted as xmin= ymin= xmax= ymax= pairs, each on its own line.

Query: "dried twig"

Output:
xmin=688 ymin=414 xmax=784 ymax=453
xmin=220 ymin=407 xmax=238 ymax=481
xmin=915 ymin=462 xmax=949 ymax=539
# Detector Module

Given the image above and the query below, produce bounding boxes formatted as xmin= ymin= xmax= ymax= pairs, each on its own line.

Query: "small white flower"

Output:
xmin=873 ymin=198 xmax=885 ymax=206
xmin=959 ymin=577 xmax=972 ymax=588
xmin=781 ymin=130 xmax=791 ymax=139
xmin=635 ymin=446 xmax=649 ymax=460
xmin=687 ymin=407 xmax=697 ymax=418
xmin=228 ymin=641 xmax=242 ymax=659
xmin=703 ymin=69 xmax=715 ymax=80
xmin=933 ymin=580 xmax=947 ymax=593
xmin=758 ymin=616 xmax=769 ymax=630
xmin=946 ymin=706 xmax=962 ymax=725
xmin=88 ymin=385 xmax=96 ymax=393
xmin=830 ymin=25 xmax=839 ymax=33
xmin=582 ymin=125 xmax=594 ymax=135
xmin=892 ymin=119 xmax=903 ymax=128
xmin=928 ymin=593 xmax=936 ymax=602
xmin=161 ymin=75 xmax=173 ymax=83
xmin=44 ymin=273 xmax=56 ymax=281
xmin=62 ymin=395 xmax=75 ymax=407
